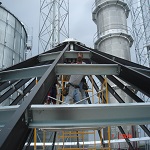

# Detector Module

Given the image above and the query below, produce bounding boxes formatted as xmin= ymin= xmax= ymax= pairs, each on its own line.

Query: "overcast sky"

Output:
xmin=1 ymin=0 xmax=96 ymax=56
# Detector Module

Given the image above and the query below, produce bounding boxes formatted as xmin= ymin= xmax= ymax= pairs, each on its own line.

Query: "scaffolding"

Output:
xmin=32 ymin=75 xmax=111 ymax=150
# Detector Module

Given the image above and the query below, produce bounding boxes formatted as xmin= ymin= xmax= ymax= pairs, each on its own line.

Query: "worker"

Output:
xmin=79 ymin=77 xmax=88 ymax=104
xmin=64 ymin=52 xmax=86 ymax=104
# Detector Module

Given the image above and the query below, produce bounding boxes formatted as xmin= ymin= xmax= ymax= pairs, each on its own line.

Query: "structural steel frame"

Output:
xmin=0 ymin=41 xmax=149 ymax=149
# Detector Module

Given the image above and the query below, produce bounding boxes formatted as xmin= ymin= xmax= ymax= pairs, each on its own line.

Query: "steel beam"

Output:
xmin=4 ymin=55 xmax=40 ymax=71
xmin=118 ymin=126 xmax=134 ymax=150
xmin=38 ymin=52 xmax=60 ymax=62
xmin=107 ymin=75 xmax=144 ymax=103
xmin=29 ymin=103 xmax=150 ymax=129
xmin=55 ymin=64 xmax=120 ymax=75
xmin=10 ymin=78 xmax=37 ymax=105
xmin=0 ymin=106 xmax=19 ymax=128
xmin=127 ymin=66 xmax=150 ymax=77
xmin=0 ymin=79 xmax=30 ymax=103
xmin=0 ymin=65 xmax=49 ymax=82
xmin=140 ymin=125 xmax=150 ymax=137
xmin=38 ymin=51 xmax=91 ymax=62
xmin=96 ymin=75 xmax=124 ymax=103
xmin=0 ymin=80 xmax=17 ymax=92
xmin=118 ymin=65 xmax=150 ymax=97
xmin=0 ymin=64 xmax=120 ymax=82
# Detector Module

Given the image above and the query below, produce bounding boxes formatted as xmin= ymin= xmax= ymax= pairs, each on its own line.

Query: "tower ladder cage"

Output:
xmin=125 ymin=0 xmax=150 ymax=67
xmin=125 ymin=1 xmax=150 ymax=148
xmin=38 ymin=0 xmax=69 ymax=54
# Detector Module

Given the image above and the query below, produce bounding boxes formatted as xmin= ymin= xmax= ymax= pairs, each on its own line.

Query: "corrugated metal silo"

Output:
xmin=0 ymin=5 xmax=27 ymax=70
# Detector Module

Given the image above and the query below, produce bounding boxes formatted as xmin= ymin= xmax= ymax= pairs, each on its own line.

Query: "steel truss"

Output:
xmin=38 ymin=0 xmax=69 ymax=53
xmin=126 ymin=0 xmax=150 ymax=67
xmin=0 ymin=41 xmax=149 ymax=149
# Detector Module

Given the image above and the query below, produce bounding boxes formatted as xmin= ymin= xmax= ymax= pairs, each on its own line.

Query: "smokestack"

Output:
xmin=92 ymin=0 xmax=133 ymax=60
xmin=92 ymin=0 xmax=137 ymax=149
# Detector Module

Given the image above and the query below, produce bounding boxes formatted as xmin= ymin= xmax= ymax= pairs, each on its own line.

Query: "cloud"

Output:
xmin=69 ymin=1 xmax=96 ymax=48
